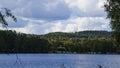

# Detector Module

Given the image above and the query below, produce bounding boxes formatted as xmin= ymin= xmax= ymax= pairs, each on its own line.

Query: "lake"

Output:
xmin=0 ymin=54 xmax=120 ymax=68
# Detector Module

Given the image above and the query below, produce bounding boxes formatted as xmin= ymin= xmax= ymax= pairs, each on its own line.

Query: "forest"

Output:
xmin=0 ymin=30 xmax=119 ymax=54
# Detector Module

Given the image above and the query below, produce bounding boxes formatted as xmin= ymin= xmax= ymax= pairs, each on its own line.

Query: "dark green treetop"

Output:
xmin=104 ymin=0 xmax=120 ymax=44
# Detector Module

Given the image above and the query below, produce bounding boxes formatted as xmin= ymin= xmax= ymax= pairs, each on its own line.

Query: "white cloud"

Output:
xmin=64 ymin=24 xmax=78 ymax=32
xmin=45 ymin=22 xmax=63 ymax=33
xmin=14 ymin=0 xmax=71 ymax=20
xmin=0 ymin=0 xmax=71 ymax=20
xmin=65 ymin=0 xmax=106 ymax=17
xmin=0 ymin=0 xmax=110 ymax=34
xmin=66 ymin=17 xmax=110 ymax=31
xmin=9 ymin=23 xmax=35 ymax=34
xmin=65 ymin=0 xmax=97 ymax=11
xmin=10 ymin=17 xmax=110 ymax=34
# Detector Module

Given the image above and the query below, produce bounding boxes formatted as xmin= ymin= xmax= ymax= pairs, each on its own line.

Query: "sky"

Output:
xmin=0 ymin=0 xmax=111 ymax=34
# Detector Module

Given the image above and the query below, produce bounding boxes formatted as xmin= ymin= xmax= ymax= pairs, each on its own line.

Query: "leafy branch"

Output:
xmin=0 ymin=8 xmax=17 ymax=27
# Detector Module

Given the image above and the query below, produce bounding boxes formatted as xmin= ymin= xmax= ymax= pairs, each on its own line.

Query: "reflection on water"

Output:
xmin=0 ymin=54 xmax=120 ymax=68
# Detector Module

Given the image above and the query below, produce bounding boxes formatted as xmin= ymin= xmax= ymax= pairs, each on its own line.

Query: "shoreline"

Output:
xmin=0 ymin=53 xmax=119 ymax=55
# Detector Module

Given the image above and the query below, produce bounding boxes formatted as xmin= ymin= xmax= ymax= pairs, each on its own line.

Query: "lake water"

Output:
xmin=0 ymin=54 xmax=120 ymax=68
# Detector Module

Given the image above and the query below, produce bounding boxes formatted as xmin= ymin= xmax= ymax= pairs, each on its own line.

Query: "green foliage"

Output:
xmin=41 ymin=31 xmax=111 ymax=40
xmin=0 ymin=30 xmax=118 ymax=54
xmin=104 ymin=0 xmax=120 ymax=45
xmin=0 ymin=30 xmax=50 ymax=53
xmin=41 ymin=31 xmax=117 ymax=54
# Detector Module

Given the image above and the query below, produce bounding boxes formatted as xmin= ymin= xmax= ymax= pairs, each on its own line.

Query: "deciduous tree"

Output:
xmin=104 ymin=0 xmax=120 ymax=45
xmin=0 ymin=8 xmax=17 ymax=27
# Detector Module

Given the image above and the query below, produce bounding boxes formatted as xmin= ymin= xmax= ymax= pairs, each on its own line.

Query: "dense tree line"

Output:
xmin=0 ymin=30 xmax=50 ymax=53
xmin=0 ymin=30 xmax=120 ymax=54
xmin=48 ymin=37 xmax=118 ymax=54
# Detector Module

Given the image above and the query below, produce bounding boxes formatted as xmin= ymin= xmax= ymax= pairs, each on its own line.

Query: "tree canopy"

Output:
xmin=0 ymin=30 xmax=117 ymax=54
xmin=0 ymin=8 xmax=17 ymax=27
xmin=104 ymin=0 xmax=120 ymax=45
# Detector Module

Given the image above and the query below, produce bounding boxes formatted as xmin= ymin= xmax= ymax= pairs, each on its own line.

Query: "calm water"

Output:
xmin=0 ymin=54 xmax=120 ymax=68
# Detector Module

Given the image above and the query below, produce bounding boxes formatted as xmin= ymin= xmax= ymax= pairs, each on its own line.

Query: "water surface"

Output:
xmin=0 ymin=54 xmax=120 ymax=68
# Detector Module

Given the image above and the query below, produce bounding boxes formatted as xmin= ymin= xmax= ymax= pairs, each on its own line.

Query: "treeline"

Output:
xmin=0 ymin=30 xmax=120 ymax=54
xmin=0 ymin=30 xmax=50 ymax=53
xmin=48 ymin=38 xmax=117 ymax=54
xmin=40 ymin=31 xmax=111 ymax=40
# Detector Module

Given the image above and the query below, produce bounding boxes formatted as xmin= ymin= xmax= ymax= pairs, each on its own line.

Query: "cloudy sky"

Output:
xmin=0 ymin=0 xmax=110 ymax=34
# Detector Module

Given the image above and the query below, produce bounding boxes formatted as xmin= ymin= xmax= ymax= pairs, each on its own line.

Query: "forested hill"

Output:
xmin=0 ymin=30 xmax=115 ymax=53
xmin=40 ymin=31 xmax=111 ymax=39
